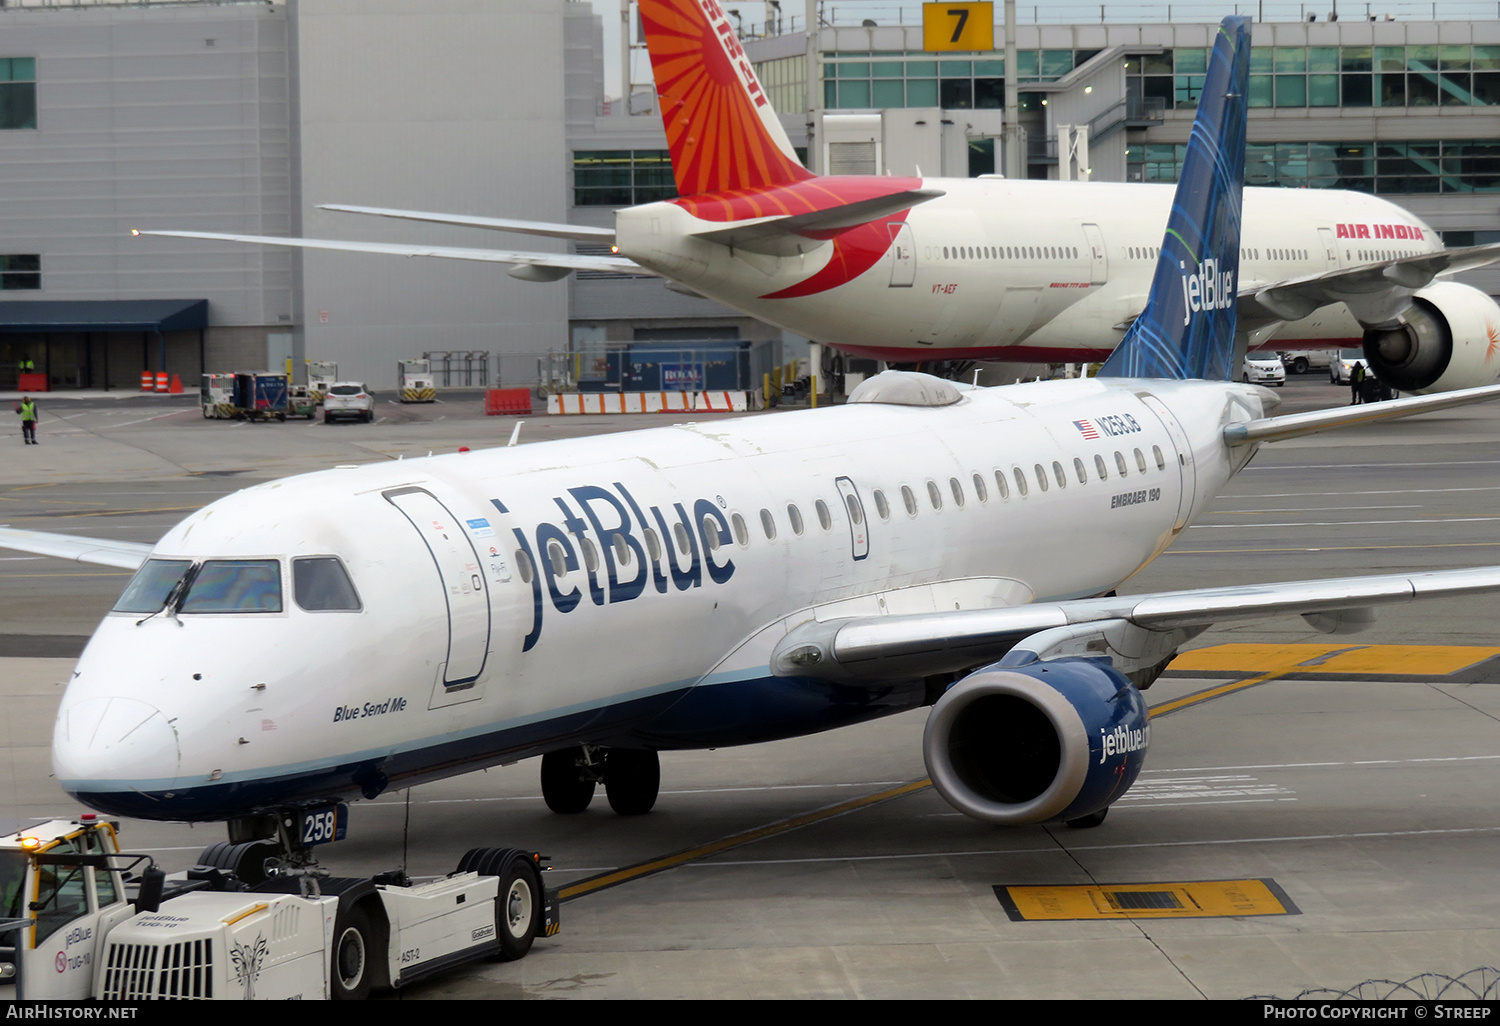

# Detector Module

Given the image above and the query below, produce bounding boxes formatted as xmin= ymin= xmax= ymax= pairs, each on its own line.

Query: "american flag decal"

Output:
xmin=1074 ymin=419 xmax=1100 ymax=439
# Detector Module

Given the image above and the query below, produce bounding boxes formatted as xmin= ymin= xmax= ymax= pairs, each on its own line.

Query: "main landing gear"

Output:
xmin=540 ymin=744 xmax=661 ymax=816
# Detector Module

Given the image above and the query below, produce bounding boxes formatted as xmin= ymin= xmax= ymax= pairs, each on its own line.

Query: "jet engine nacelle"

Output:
xmin=1362 ymin=281 xmax=1500 ymax=394
xmin=921 ymin=658 xmax=1149 ymax=826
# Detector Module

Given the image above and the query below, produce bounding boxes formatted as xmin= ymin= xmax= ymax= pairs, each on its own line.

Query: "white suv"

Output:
xmin=1241 ymin=354 xmax=1286 ymax=387
xmin=323 ymin=382 xmax=376 ymax=423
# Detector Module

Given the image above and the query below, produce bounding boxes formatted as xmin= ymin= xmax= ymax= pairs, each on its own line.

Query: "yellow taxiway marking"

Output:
xmin=997 ymin=878 xmax=1297 ymax=921
xmin=1169 ymin=643 xmax=1500 ymax=677
xmin=557 ymin=779 xmax=931 ymax=901
xmin=1150 ymin=644 xmax=1500 ymax=718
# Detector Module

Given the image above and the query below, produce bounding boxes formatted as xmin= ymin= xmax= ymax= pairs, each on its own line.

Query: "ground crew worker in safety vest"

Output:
xmin=15 ymin=396 xmax=37 ymax=444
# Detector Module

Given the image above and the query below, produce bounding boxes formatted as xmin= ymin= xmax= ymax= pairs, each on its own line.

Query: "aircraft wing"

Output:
xmin=0 ymin=528 xmax=151 ymax=570
xmin=772 ymin=565 xmax=1500 ymax=684
xmin=318 ymin=204 xmax=616 ymax=243
xmin=132 ymin=230 xmax=655 ymax=281
xmin=1225 ymin=381 xmax=1500 ymax=444
xmin=1240 ymin=241 xmax=1500 ymax=329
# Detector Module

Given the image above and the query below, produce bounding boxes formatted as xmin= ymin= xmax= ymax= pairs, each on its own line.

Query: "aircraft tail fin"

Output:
xmin=1099 ymin=16 xmax=1251 ymax=381
xmin=638 ymin=0 xmax=815 ymax=196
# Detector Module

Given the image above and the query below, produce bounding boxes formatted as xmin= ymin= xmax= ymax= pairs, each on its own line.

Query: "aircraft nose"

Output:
xmin=52 ymin=696 xmax=181 ymax=786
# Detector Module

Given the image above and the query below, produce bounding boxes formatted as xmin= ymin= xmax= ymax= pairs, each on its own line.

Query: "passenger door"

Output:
xmin=384 ymin=487 xmax=491 ymax=702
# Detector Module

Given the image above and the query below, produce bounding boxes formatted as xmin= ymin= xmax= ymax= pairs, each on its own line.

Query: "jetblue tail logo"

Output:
xmin=1100 ymin=15 xmax=1251 ymax=382
xmin=1179 ymin=256 xmax=1236 ymax=326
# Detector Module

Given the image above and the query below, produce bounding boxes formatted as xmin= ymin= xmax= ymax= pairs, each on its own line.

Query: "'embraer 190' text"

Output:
xmin=1180 ymin=256 xmax=1235 ymax=326
xmin=499 ymin=482 xmax=735 ymax=652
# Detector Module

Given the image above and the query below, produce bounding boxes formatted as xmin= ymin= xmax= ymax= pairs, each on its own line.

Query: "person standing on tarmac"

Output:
xmin=1349 ymin=362 xmax=1366 ymax=405
xmin=15 ymin=395 xmax=37 ymax=444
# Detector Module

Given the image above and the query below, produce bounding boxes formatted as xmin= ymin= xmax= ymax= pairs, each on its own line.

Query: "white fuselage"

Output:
xmin=616 ymin=180 xmax=1440 ymax=361
xmin=51 ymin=377 xmax=1270 ymax=821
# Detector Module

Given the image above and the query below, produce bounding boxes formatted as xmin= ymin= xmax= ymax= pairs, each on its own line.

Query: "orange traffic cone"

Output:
xmin=168 ymin=375 xmax=183 ymax=394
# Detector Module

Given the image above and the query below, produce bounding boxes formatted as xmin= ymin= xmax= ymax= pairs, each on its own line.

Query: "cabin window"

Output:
xmin=760 ymin=508 xmax=777 ymax=540
xmin=926 ymin=480 xmax=943 ymax=510
xmin=548 ymin=541 xmax=569 ymax=577
xmin=901 ymin=486 xmax=918 ymax=516
xmin=1074 ymin=457 xmax=1087 ymax=484
xmin=1153 ymin=445 xmax=1167 ymax=470
xmin=180 ymin=560 xmax=283 ymax=614
xmin=1052 ymin=461 xmax=1067 ymax=488
xmin=113 ymin=558 xmax=193 ymax=614
xmin=644 ymin=527 xmax=662 ymax=562
xmin=731 ymin=512 xmax=749 ymax=547
xmin=1134 ymin=448 xmax=1148 ymax=473
xmin=674 ymin=522 xmax=692 ymax=554
xmin=613 ymin=535 xmax=633 ymax=566
xmin=1034 ymin=464 xmax=1048 ymax=492
xmin=972 ymin=473 xmax=987 ymax=502
xmin=580 ymin=537 xmax=601 ymax=572
xmin=949 ymin=477 xmax=965 ymax=506
xmin=994 ymin=470 xmax=1010 ymax=499
xmin=845 ymin=494 xmax=864 ymax=525
xmin=1013 ymin=467 xmax=1028 ymax=496
xmin=1094 ymin=454 xmax=1108 ymax=480
xmin=293 ymin=557 xmax=362 ymax=612
xmin=516 ymin=549 xmax=535 ymax=584
xmin=788 ymin=504 xmax=805 ymax=535
xmin=700 ymin=515 xmax=722 ymax=551
xmin=815 ymin=499 xmax=833 ymax=530
xmin=873 ymin=489 xmax=891 ymax=520
xmin=1115 ymin=451 xmax=1129 ymax=477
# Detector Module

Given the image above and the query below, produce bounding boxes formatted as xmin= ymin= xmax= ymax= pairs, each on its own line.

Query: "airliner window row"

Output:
xmin=511 ymin=445 xmax=1169 ymax=576
xmin=941 ymin=246 xmax=1080 ymax=261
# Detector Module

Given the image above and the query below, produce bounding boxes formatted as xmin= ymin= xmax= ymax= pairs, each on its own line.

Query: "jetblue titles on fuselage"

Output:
xmin=501 ymin=482 xmax=737 ymax=652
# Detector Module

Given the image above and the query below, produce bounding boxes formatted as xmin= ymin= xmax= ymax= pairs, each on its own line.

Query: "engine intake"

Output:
xmin=1362 ymin=281 xmax=1500 ymax=393
xmin=922 ymin=658 xmax=1149 ymax=826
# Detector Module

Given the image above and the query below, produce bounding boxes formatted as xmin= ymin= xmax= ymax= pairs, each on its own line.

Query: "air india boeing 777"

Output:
xmin=138 ymin=0 xmax=1500 ymax=394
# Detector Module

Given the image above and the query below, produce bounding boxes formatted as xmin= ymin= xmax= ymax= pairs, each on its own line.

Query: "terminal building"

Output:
xmin=1 ymin=0 xmax=1496 ymax=391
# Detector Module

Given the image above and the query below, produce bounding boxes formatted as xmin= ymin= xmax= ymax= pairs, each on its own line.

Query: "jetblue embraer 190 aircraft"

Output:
xmin=7 ymin=17 xmax=1500 ymax=846
xmin=136 ymin=0 xmax=1500 ymax=394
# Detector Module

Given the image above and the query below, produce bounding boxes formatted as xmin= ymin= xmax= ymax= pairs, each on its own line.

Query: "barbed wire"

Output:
xmin=1248 ymin=967 xmax=1500 ymax=1001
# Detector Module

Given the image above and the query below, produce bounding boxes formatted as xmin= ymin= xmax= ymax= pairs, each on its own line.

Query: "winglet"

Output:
xmin=1099 ymin=16 xmax=1251 ymax=381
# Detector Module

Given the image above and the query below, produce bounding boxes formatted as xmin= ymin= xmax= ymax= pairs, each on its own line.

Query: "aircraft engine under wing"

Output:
xmin=1239 ymin=242 xmax=1500 ymax=393
xmin=131 ymin=229 xmax=654 ymax=282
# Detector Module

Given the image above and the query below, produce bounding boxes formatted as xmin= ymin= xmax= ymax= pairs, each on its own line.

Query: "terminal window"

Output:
xmin=573 ymin=150 xmax=676 ymax=206
xmin=1134 ymin=45 xmax=1500 ymax=112
xmin=0 ymin=255 xmax=40 ymax=290
xmin=0 ymin=58 xmax=36 ymax=130
xmin=1130 ymin=140 xmax=1500 ymax=194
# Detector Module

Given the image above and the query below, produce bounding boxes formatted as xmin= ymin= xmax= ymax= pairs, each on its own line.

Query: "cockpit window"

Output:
xmin=113 ymin=559 xmax=193 ymax=614
xmin=179 ymin=560 xmax=283 ymax=613
xmin=293 ymin=556 xmax=362 ymax=612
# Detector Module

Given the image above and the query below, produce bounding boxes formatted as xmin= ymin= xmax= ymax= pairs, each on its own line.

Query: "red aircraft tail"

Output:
xmin=638 ymin=0 xmax=815 ymax=196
